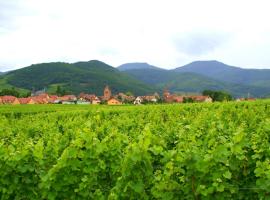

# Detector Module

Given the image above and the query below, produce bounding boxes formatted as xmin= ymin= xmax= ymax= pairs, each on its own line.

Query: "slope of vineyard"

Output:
xmin=0 ymin=101 xmax=270 ymax=199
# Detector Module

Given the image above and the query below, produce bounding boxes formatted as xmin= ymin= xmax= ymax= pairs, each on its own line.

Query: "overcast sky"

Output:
xmin=0 ymin=0 xmax=270 ymax=71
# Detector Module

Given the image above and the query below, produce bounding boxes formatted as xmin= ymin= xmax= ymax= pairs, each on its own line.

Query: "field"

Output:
xmin=0 ymin=101 xmax=270 ymax=199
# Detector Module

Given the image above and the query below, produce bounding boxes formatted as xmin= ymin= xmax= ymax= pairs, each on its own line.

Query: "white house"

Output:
xmin=134 ymin=96 xmax=143 ymax=105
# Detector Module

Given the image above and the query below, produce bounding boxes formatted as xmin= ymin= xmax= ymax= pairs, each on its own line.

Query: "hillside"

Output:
xmin=118 ymin=62 xmax=163 ymax=71
xmin=121 ymin=62 xmax=270 ymax=97
xmin=1 ymin=60 xmax=270 ymax=98
xmin=174 ymin=60 xmax=270 ymax=87
xmin=0 ymin=60 xmax=156 ymax=95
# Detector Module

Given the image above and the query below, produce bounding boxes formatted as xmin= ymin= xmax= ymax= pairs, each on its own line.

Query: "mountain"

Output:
xmin=1 ymin=60 xmax=270 ymax=98
xmin=118 ymin=62 xmax=163 ymax=71
xmin=120 ymin=61 xmax=270 ymax=97
xmin=174 ymin=60 xmax=270 ymax=87
xmin=0 ymin=60 xmax=156 ymax=95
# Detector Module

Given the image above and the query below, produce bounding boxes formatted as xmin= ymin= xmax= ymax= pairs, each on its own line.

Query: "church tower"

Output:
xmin=163 ymin=88 xmax=170 ymax=99
xmin=103 ymin=85 xmax=112 ymax=100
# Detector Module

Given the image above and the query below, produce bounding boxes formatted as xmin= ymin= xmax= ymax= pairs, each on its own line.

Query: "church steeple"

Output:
xmin=103 ymin=85 xmax=112 ymax=100
xmin=163 ymin=88 xmax=170 ymax=99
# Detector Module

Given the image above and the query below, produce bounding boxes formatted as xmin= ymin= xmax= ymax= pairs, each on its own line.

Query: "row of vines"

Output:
xmin=0 ymin=101 xmax=270 ymax=199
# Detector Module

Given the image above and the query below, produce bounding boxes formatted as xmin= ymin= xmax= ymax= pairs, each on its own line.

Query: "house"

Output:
xmin=167 ymin=95 xmax=184 ymax=103
xmin=246 ymin=98 xmax=256 ymax=101
xmin=31 ymin=96 xmax=48 ymax=104
xmin=59 ymin=95 xmax=77 ymax=101
xmin=18 ymin=97 xmax=35 ymax=104
xmin=78 ymin=93 xmax=100 ymax=104
xmin=116 ymin=93 xmax=135 ymax=103
xmin=58 ymin=95 xmax=77 ymax=104
xmin=62 ymin=101 xmax=76 ymax=104
xmin=107 ymin=98 xmax=122 ymax=105
xmin=163 ymin=89 xmax=184 ymax=103
xmin=92 ymin=97 xmax=101 ymax=104
xmin=0 ymin=98 xmax=2 ymax=104
xmin=134 ymin=96 xmax=143 ymax=105
xmin=142 ymin=95 xmax=158 ymax=103
xmin=37 ymin=93 xmax=50 ymax=100
xmin=48 ymin=95 xmax=59 ymax=104
xmin=236 ymin=98 xmax=245 ymax=102
xmin=79 ymin=93 xmax=95 ymax=101
xmin=0 ymin=96 xmax=20 ymax=105
xmin=133 ymin=95 xmax=158 ymax=104
xmin=236 ymin=97 xmax=256 ymax=102
xmin=191 ymin=96 xmax=212 ymax=102
xmin=77 ymin=100 xmax=91 ymax=105
xmin=30 ymin=93 xmax=51 ymax=104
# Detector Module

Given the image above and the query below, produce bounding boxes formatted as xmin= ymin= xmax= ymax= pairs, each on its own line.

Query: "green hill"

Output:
xmin=120 ymin=63 xmax=270 ymax=98
xmin=174 ymin=60 xmax=270 ymax=87
xmin=0 ymin=60 xmax=156 ymax=95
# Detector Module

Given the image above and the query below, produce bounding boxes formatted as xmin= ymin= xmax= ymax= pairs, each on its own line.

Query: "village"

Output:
xmin=0 ymin=85 xmax=253 ymax=105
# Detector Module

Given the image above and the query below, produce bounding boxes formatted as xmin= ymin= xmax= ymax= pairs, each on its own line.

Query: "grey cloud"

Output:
xmin=0 ymin=0 xmax=35 ymax=33
xmin=174 ymin=31 xmax=232 ymax=56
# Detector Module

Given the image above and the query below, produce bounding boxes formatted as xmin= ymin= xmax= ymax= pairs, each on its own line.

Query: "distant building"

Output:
xmin=163 ymin=89 xmax=184 ymax=103
xmin=103 ymin=85 xmax=112 ymax=101
xmin=134 ymin=96 xmax=143 ymax=105
xmin=142 ymin=95 xmax=158 ymax=103
xmin=191 ymin=96 xmax=212 ymax=103
xmin=107 ymin=98 xmax=122 ymax=105
xmin=133 ymin=95 xmax=158 ymax=104
xmin=92 ymin=97 xmax=101 ymax=104
xmin=163 ymin=88 xmax=170 ymax=99
xmin=31 ymin=96 xmax=48 ymax=104
xmin=59 ymin=95 xmax=77 ymax=104
xmin=18 ymin=97 xmax=35 ymax=104
xmin=48 ymin=95 xmax=59 ymax=104
xmin=236 ymin=97 xmax=256 ymax=102
xmin=78 ymin=93 xmax=101 ymax=104
xmin=116 ymin=93 xmax=135 ymax=103
xmin=0 ymin=96 xmax=20 ymax=105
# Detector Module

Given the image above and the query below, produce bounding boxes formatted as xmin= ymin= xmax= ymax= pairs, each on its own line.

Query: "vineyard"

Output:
xmin=0 ymin=101 xmax=270 ymax=199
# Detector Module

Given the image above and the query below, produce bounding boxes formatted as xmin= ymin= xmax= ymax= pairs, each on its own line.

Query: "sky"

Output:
xmin=0 ymin=0 xmax=270 ymax=71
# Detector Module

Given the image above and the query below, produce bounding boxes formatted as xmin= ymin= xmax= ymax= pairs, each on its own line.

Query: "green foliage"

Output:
xmin=183 ymin=97 xmax=194 ymax=103
xmin=125 ymin=91 xmax=133 ymax=96
xmin=123 ymin=67 xmax=270 ymax=98
xmin=0 ymin=100 xmax=270 ymax=199
xmin=1 ymin=61 xmax=155 ymax=96
xmin=0 ymin=88 xmax=20 ymax=97
xmin=55 ymin=85 xmax=68 ymax=96
xmin=0 ymin=87 xmax=29 ymax=97
xmin=203 ymin=90 xmax=232 ymax=102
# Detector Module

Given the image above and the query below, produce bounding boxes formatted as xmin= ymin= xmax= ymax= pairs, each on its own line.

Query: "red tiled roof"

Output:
xmin=31 ymin=96 xmax=47 ymax=104
xmin=142 ymin=95 xmax=157 ymax=101
xmin=164 ymin=95 xmax=184 ymax=103
xmin=79 ymin=93 xmax=97 ymax=101
xmin=18 ymin=97 xmax=33 ymax=104
xmin=48 ymin=95 xmax=59 ymax=102
xmin=59 ymin=95 xmax=77 ymax=101
xmin=191 ymin=96 xmax=211 ymax=101
xmin=247 ymin=98 xmax=256 ymax=101
xmin=116 ymin=93 xmax=135 ymax=101
xmin=0 ymin=96 xmax=18 ymax=104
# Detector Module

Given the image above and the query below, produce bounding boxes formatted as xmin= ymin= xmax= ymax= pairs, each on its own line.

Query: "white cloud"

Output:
xmin=0 ymin=0 xmax=270 ymax=70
